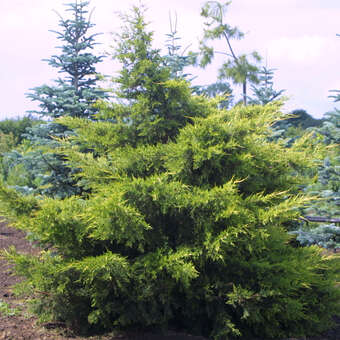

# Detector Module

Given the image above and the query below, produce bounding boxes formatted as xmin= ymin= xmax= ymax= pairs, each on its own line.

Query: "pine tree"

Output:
xmin=163 ymin=12 xmax=197 ymax=80
xmin=249 ymin=66 xmax=285 ymax=105
xmin=0 ymin=116 xmax=40 ymax=145
xmin=6 ymin=0 xmax=106 ymax=198
xmin=290 ymin=97 xmax=340 ymax=250
xmin=307 ymin=98 xmax=340 ymax=215
xmin=27 ymin=0 xmax=105 ymax=119
xmin=164 ymin=12 xmax=233 ymax=109
xmin=198 ymin=1 xmax=261 ymax=105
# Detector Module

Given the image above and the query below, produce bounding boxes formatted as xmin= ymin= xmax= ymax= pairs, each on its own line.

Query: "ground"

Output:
xmin=0 ymin=221 xmax=339 ymax=340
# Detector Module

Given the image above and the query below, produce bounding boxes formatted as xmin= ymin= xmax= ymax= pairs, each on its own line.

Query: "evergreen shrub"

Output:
xmin=291 ymin=109 xmax=340 ymax=250
xmin=1 ymin=102 xmax=340 ymax=339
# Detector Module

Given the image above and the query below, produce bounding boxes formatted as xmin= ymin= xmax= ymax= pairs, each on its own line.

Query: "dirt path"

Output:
xmin=0 ymin=221 xmax=61 ymax=339
xmin=0 ymin=221 xmax=339 ymax=340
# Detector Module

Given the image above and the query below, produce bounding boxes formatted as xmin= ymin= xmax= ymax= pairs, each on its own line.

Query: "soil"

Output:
xmin=0 ymin=220 xmax=339 ymax=340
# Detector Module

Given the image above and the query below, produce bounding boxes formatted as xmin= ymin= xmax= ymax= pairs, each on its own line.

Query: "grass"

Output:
xmin=0 ymin=299 xmax=21 ymax=316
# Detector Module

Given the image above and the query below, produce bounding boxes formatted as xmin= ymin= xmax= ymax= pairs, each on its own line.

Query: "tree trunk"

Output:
xmin=242 ymin=81 xmax=247 ymax=105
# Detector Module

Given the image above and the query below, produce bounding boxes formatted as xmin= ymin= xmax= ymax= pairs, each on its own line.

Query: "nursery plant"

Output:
xmin=1 ymin=99 xmax=340 ymax=339
xmin=5 ymin=0 xmax=106 ymax=198
xmin=0 ymin=4 xmax=339 ymax=340
xmin=291 ymin=103 xmax=340 ymax=250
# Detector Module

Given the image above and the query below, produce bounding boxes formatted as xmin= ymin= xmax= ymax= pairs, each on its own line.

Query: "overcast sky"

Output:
xmin=1 ymin=0 xmax=340 ymax=119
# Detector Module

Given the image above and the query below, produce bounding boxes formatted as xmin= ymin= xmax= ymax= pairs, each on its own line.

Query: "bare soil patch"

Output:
xmin=0 ymin=221 xmax=339 ymax=340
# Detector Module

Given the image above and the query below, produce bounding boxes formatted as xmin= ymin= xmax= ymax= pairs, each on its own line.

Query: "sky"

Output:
xmin=1 ymin=0 xmax=340 ymax=119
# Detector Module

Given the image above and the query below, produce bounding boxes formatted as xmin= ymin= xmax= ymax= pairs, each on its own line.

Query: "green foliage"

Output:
xmin=0 ymin=184 xmax=38 ymax=225
xmin=0 ymin=132 xmax=17 ymax=154
xmin=112 ymin=5 xmax=168 ymax=101
xmin=304 ymin=155 xmax=340 ymax=219
xmin=0 ymin=299 xmax=21 ymax=317
xmin=292 ymin=224 xmax=340 ymax=250
xmin=7 ymin=1 xmax=106 ymax=198
xmin=0 ymin=116 xmax=41 ymax=182
xmin=194 ymin=81 xmax=233 ymax=109
xmin=0 ymin=115 xmax=40 ymax=145
xmin=249 ymin=67 xmax=285 ymax=105
xmin=164 ymin=12 xmax=197 ymax=80
xmin=283 ymin=109 xmax=324 ymax=130
xmin=316 ymin=110 xmax=340 ymax=218
xmin=278 ymin=98 xmax=338 ymax=250
xmin=27 ymin=1 xmax=106 ymax=119
xmin=1 ymin=3 xmax=339 ymax=339
xmin=293 ymin=107 xmax=340 ymax=249
xmin=98 ymin=5 xmax=208 ymax=146
xmin=271 ymin=109 xmax=324 ymax=146
xmin=198 ymin=1 xmax=261 ymax=105
xmin=1 ymin=123 xmax=81 ymax=198
xmin=318 ymin=110 xmax=340 ymax=145
xmin=268 ymin=106 xmax=338 ymax=250
xmin=2 ymin=100 xmax=339 ymax=339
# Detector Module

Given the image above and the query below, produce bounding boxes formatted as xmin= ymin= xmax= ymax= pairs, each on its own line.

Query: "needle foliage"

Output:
xmin=1 ymin=102 xmax=339 ymax=339
xmin=0 ymin=4 xmax=339 ymax=340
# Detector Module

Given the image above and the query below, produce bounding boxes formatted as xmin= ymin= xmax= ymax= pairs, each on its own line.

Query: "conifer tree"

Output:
xmin=307 ymin=95 xmax=340 ymax=220
xmin=194 ymin=81 xmax=233 ymax=109
xmin=0 ymin=116 xmax=40 ymax=145
xmin=94 ymin=5 xmax=207 ymax=146
xmin=164 ymin=12 xmax=233 ymax=108
xmin=2 ymin=101 xmax=339 ymax=339
xmin=1 ymin=5 xmax=339 ymax=340
xmin=249 ymin=66 xmax=285 ymax=105
xmin=27 ymin=0 xmax=105 ymax=119
xmin=291 ymin=116 xmax=340 ymax=250
xmin=290 ymin=93 xmax=339 ymax=250
xmin=198 ymin=1 xmax=261 ymax=105
xmin=163 ymin=13 xmax=197 ymax=80
xmin=6 ymin=0 xmax=106 ymax=198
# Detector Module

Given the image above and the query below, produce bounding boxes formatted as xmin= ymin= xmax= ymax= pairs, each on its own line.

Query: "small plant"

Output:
xmin=291 ymin=224 xmax=340 ymax=251
xmin=0 ymin=299 xmax=21 ymax=317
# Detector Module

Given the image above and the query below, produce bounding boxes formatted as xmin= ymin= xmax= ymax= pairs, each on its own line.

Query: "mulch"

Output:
xmin=0 ymin=220 xmax=339 ymax=340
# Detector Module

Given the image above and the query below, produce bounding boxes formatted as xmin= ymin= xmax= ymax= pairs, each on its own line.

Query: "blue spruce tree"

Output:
xmin=28 ymin=0 xmax=105 ymax=119
xmin=291 ymin=93 xmax=340 ymax=251
xmin=6 ymin=0 xmax=106 ymax=198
